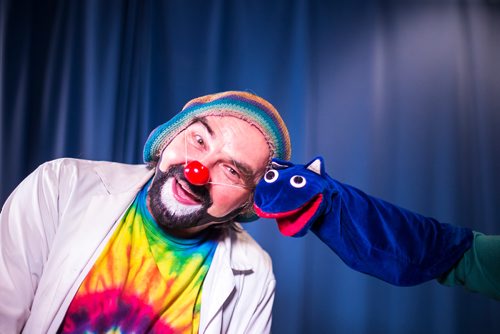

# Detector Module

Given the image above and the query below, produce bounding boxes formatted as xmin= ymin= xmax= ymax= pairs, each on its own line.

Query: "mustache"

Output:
xmin=155 ymin=164 xmax=212 ymax=206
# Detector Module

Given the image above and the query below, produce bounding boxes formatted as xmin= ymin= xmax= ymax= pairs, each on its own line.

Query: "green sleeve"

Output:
xmin=438 ymin=231 xmax=500 ymax=300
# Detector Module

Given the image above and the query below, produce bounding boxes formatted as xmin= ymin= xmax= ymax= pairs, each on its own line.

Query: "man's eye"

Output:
xmin=227 ymin=166 xmax=239 ymax=177
xmin=194 ymin=135 xmax=204 ymax=146
xmin=220 ymin=165 xmax=241 ymax=183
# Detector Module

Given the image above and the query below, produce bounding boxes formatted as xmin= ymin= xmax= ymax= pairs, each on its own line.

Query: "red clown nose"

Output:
xmin=184 ymin=160 xmax=210 ymax=185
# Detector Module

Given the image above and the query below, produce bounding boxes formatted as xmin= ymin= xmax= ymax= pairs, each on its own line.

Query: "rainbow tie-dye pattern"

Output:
xmin=59 ymin=182 xmax=217 ymax=334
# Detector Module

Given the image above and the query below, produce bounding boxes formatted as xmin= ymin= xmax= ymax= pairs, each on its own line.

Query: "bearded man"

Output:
xmin=0 ymin=91 xmax=291 ymax=334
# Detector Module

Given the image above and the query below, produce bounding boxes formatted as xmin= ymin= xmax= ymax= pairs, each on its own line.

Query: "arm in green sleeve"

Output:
xmin=438 ymin=231 xmax=500 ymax=300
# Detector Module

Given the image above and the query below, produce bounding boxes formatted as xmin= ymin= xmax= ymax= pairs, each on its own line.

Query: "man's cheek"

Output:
xmin=207 ymin=192 xmax=244 ymax=217
xmin=158 ymin=145 xmax=184 ymax=172
xmin=206 ymin=192 xmax=226 ymax=217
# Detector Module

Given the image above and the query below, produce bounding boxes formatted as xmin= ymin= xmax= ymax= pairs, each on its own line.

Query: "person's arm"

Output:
xmin=254 ymin=157 xmax=473 ymax=286
xmin=0 ymin=161 xmax=61 ymax=333
xmin=439 ymin=232 xmax=500 ymax=300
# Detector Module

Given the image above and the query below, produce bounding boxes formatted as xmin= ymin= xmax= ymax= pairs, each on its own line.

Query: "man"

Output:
xmin=0 ymin=91 xmax=291 ymax=333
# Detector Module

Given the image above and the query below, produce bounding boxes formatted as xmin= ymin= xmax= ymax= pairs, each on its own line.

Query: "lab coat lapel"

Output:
xmin=198 ymin=230 xmax=255 ymax=333
xmin=68 ymin=191 xmax=136 ymax=272
xmin=67 ymin=164 xmax=154 ymax=279
xmin=199 ymin=243 xmax=236 ymax=333
xmin=50 ymin=165 xmax=154 ymax=330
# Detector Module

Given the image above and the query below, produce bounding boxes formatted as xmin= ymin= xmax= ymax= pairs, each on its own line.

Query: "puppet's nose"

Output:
xmin=184 ymin=160 xmax=210 ymax=185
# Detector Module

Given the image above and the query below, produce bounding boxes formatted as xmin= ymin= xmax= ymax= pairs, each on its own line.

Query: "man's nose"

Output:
xmin=184 ymin=160 xmax=210 ymax=185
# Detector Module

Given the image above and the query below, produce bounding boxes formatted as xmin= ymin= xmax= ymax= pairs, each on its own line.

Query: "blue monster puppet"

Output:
xmin=253 ymin=156 xmax=476 ymax=287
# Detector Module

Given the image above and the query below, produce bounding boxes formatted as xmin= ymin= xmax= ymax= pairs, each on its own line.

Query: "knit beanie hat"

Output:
xmin=143 ymin=91 xmax=291 ymax=164
xmin=143 ymin=91 xmax=292 ymax=222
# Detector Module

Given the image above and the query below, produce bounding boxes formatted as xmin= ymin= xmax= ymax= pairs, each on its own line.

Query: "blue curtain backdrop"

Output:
xmin=1 ymin=0 xmax=499 ymax=333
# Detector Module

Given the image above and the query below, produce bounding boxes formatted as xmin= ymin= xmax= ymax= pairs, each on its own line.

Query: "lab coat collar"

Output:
xmin=94 ymin=162 xmax=154 ymax=194
xmin=94 ymin=161 xmax=254 ymax=272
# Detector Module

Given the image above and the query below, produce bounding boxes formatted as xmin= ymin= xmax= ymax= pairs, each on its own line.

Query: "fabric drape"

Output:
xmin=1 ymin=0 xmax=499 ymax=333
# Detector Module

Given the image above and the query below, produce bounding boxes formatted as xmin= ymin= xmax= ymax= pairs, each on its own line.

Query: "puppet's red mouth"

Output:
xmin=254 ymin=194 xmax=323 ymax=236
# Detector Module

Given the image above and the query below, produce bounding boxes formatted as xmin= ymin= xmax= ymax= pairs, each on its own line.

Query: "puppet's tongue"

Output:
xmin=254 ymin=194 xmax=323 ymax=237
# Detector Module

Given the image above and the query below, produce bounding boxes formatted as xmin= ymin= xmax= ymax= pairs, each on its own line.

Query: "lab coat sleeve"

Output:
xmin=0 ymin=161 xmax=62 ymax=333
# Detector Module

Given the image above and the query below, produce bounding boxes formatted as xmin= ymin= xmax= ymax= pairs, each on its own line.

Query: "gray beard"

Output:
xmin=147 ymin=164 xmax=244 ymax=230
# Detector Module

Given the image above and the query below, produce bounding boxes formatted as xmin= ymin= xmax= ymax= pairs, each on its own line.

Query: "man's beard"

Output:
xmin=147 ymin=164 xmax=244 ymax=230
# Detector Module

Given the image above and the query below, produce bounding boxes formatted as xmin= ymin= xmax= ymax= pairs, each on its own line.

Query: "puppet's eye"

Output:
xmin=264 ymin=170 xmax=279 ymax=183
xmin=290 ymin=175 xmax=306 ymax=188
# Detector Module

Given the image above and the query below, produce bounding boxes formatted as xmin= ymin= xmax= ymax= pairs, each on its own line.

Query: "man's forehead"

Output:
xmin=187 ymin=116 xmax=269 ymax=180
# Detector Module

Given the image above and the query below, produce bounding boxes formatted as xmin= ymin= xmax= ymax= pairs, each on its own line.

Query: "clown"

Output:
xmin=0 ymin=91 xmax=291 ymax=334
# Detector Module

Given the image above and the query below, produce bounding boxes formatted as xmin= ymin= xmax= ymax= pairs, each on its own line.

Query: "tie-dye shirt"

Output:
xmin=59 ymin=182 xmax=218 ymax=334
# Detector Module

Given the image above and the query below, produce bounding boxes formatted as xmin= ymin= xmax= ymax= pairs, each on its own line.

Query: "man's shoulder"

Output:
xmin=34 ymin=158 xmax=152 ymax=193
xmin=38 ymin=158 xmax=149 ymax=180
xmin=40 ymin=158 xmax=146 ymax=171
xmin=25 ymin=158 xmax=102 ymax=184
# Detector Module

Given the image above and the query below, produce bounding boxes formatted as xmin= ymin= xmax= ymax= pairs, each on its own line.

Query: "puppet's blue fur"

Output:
xmin=254 ymin=157 xmax=473 ymax=286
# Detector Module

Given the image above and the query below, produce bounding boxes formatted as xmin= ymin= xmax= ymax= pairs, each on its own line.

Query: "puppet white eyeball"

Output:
xmin=290 ymin=175 xmax=306 ymax=188
xmin=264 ymin=169 xmax=279 ymax=183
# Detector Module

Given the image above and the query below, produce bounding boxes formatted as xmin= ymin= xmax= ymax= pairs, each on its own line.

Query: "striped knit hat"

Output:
xmin=143 ymin=91 xmax=291 ymax=165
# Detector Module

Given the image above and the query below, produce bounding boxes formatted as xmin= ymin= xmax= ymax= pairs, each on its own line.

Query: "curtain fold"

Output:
xmin=1 ymin=1 xmax=499 ymax=333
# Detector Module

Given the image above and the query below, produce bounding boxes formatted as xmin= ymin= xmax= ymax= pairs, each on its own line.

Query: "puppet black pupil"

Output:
xmin=293 ymin=176 xmax=303 ymax=184
xmin=266 ymin=171 xmax=276 ymax=180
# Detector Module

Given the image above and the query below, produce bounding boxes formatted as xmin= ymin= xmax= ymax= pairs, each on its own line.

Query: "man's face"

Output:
xmin=147 ymin=115 xmax=270 ymax=234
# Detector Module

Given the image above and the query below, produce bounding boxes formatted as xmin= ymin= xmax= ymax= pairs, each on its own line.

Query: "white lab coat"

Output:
xmin=0 ymin=158 xmax=275 ymax=334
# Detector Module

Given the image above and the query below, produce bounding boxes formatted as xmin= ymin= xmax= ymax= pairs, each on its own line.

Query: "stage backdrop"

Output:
xmin=1 ymin=0 xmax=499 ymax=333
